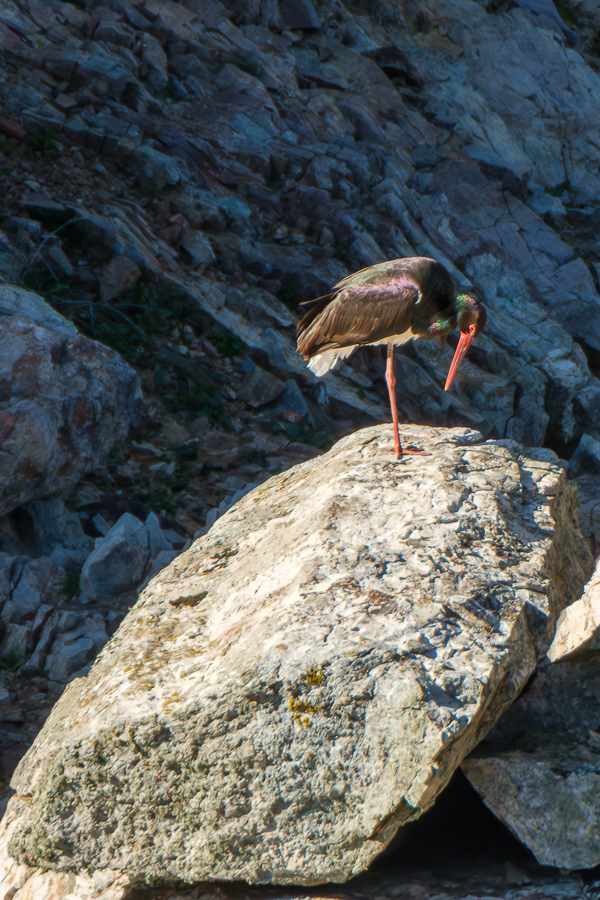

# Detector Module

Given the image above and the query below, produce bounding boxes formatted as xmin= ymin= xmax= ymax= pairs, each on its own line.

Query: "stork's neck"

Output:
xmin=412 ymin=298 xmax=457 ymax=337
xmin=424 ymin=312 xmax=457 ymax=339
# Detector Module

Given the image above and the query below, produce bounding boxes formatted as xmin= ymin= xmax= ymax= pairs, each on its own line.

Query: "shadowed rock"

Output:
xmin=0 ymin=283 xmax=141 ymax=518
xmin=462 ymin=651 xmax=600 ymax=870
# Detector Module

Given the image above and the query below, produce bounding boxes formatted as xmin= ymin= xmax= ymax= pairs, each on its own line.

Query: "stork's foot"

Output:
xmin=388 ymin=446 xmax=431 ymax=458
xmin=403 ymin=446 xmax=431 ymax=456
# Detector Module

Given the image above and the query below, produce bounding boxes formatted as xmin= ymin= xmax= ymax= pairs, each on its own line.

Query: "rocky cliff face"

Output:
xmin=1 ymin=0 xmax=600 ymax=466
xmin=0 ymin=0 xmax=600 ymax=525
xmin=0 ymin=0 xmax=600 ymax=893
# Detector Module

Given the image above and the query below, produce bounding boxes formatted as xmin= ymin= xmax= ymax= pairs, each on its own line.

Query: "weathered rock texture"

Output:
xmin=0 ymin=282 xmax=141 ymax=516
xmin=0 ymin=812 xmax=590 ymax=900
xmin=0 ymin=837 xmax=130 ymax=900
xmin=2 ymin=425 xmax=590 ymax=886
xmin=570 ymin=473 xmax=600 ymax=549
xmin=547 ymin=558 xmax=600 ymax=661
xmin=463 ymin=654 xmax=600 ymax=870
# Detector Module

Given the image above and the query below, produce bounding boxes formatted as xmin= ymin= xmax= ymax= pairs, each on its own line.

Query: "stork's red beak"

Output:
xmin=444 ymin=326 xmax=476 ymax=392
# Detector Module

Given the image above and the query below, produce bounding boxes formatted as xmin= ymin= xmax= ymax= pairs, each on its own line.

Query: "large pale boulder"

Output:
xmin=0 ymin=283 xmax=141 ymax=516
xmin=1 ymin=425 xmax=591 ymax=886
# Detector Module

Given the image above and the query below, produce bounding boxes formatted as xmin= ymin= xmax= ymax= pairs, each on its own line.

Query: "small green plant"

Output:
xmin=106 ymin=284 xmax=188 ymax=351
xmin=246 ymin=447 xmax=268 ymax=468
xmin=333 ymin=237 xmax=350 ymax=260
xmin=545 ymin=180 xmax=570 ymax=197
xmin=143 ymin=489 xmax=176 ymax=517
xmin=210 ymin=330 xmax=245 ymax=358
xmin=123 ymin=282 xmax=168 ymax=336
xmin=26 ymin=129 xmax=58 ymax=159
xmin=58 ymin=570 xmax=82 ymax=601
xmin=169 ymin=444 xmax=198 ymax=490
xmin=169 ymin=467 xmax=192 ymax=492
xmin=95 ymin=318 xmax=144 ymax=363
xmin=22 ymin=270 xmax=41 ymax=290
xmin=0 ymin=134 xmax=17 ymax=157
xmin=554 ymin=0 xmax=582 ymax=26
xmin=171 ymin=384 xmax=226 ymax=424
xmin=284 ymin=415 xmax=331 ymax=449
xmin=175 ymin=444 xmax=198 ymax=463
xmin=3 ymin=648 xmax=23 ymax=670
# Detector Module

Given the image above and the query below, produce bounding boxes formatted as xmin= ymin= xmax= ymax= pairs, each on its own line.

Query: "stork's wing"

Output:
xmin=329 ymin=256 xmax=439 ymax=293
xmin=297 ymin=281 xmax=419 ymax=358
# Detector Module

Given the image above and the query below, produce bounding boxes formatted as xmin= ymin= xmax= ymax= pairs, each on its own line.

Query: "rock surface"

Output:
xmin=2 ymin=425 xmax=590 ymax=886
xmin=463 ymin=654 xmax=600 ymax=870
xmin=567 ymin=473 xmax=600 ymax=549
xmin=0 ymin=282 xmax=141 ymax=517
xmin=81 ymin=511 xmax=178 ymax=599
xmin=0 ymin=814 xmax=590 ymax=900
xmin=546 ymin=558 xmax=600 ymax=661
xmin=0 ymin=495 xmax=186 ymax=825
xmin=2 ymin=0 xmax=600 ymax=891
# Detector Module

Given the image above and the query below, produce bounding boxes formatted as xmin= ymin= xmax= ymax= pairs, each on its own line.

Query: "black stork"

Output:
xmin=296 ymin=256 xmax=487 ymax=458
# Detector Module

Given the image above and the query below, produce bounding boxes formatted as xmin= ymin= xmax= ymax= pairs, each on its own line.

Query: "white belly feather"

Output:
xmin=308 ymin=331 xmax=414 ymax=376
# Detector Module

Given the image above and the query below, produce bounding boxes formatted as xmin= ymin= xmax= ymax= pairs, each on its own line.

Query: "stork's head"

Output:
xmin=444 ymin=295 xmax=487 ymax=392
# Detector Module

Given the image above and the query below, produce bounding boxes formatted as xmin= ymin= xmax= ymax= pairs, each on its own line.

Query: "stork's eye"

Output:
xmin=468 ymin=324 xmax=476 ymax=336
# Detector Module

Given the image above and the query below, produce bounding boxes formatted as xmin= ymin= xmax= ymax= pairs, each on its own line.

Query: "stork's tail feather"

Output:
xmin=307 ymin=345 xmax=357 ymax=376
xmin=296 ymin=295 xmax=334 ymax=352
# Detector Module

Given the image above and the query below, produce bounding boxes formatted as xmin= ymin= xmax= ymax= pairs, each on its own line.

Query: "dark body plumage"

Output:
xmin=296 ymin=255 xmax=487 ymax=458
xmin=297 ymin=256 xmax=458 ymax=373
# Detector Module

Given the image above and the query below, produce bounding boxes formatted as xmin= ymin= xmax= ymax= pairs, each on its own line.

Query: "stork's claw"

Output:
xmin=388 ymin=446 xmax=431 ymax=457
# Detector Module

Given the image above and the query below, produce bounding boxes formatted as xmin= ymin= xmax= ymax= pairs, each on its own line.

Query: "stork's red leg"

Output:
xmin=386 ymin=343 xmax=402 ymax=459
